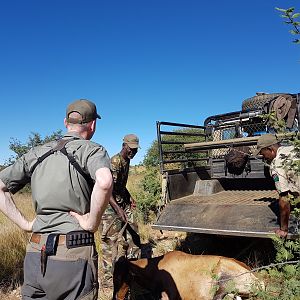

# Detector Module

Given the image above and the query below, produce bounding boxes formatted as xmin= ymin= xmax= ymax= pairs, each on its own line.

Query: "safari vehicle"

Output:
xmin=153 ymin=92 xmax=300 ymax=239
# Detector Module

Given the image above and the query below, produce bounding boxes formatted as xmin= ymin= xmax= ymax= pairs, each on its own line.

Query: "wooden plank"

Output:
xmin=184 ymin=136 xmax=259 ymax=150
xmin=184 ymin=132 xmax=298 ymax=151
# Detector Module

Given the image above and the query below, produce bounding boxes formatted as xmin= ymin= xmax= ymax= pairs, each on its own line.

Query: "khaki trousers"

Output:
xmin=22 ymin=234 xmax=98 ymax=300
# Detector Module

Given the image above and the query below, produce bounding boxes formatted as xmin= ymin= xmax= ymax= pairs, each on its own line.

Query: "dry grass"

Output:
xmin=0 ymin=170 xmax=182 ymax=299
xmin=0 ymin=193 xmax=34 ymax=290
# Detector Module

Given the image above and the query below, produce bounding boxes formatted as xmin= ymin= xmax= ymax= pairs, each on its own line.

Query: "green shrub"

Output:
xmin=136 ymin=167 xmax=161 ymax=223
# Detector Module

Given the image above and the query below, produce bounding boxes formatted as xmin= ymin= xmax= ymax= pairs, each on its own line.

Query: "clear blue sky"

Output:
xmin=0 ymin=0 xmax=299 ymax=165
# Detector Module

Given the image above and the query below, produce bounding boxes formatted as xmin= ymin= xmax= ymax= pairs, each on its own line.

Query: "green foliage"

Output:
xmin=272 ymin=236 xmax=299 ymax=262
xmin=143 ymin=140 xmax=159 ymax=167
xmin=261 ymin=112 xmax=287 ymax=133
xmin=6 ymin=130 xmax=63 ymax=166
xmin=254 ymin=121 xmax=300 ymax=299
xmin=136 ymin=166 xmax=161 ymax=222
xmin=276 ymin=7 xmax=300 ymax=44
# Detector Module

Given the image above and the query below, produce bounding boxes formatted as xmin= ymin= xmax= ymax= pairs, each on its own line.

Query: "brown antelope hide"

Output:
xmin=112 ymin=250 xmax=263 ymax=300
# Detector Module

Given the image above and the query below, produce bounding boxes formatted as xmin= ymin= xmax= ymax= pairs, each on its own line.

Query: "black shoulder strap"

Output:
xmin=31 ymin=138 xmax=94 ymax=186
xmin=30 ymin=139 xmax=70 ymax=174
xmin=60 ymin=145 xmax=94 ymax=186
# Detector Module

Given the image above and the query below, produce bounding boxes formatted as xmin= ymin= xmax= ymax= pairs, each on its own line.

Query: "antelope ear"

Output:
xmin=114 ymin=256 xmax=129 ymax=274
xmin=116 ymin=256 xmax=127 ymax=264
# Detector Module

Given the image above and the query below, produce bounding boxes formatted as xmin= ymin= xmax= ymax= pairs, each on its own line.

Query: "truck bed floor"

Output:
xmin=153 ymin=190 xmax=299 ymax=238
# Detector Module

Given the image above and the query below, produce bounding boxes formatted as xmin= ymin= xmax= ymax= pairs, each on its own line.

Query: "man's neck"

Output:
xmin=120 ymin=150 xmax=129 ymax=161
xmin=67 ymin=129 xmax=89 ymax=140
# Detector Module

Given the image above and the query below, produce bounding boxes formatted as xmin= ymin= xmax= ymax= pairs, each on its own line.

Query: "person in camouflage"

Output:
xmin=100 ymin=134 xmax=140 ymax=286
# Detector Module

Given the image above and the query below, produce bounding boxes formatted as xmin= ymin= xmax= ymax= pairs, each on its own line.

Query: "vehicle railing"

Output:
xmin=156 ymin=121 xmax=207 ymax=173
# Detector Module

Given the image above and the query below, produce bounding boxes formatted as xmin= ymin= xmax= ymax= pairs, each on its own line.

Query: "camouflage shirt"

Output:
xmin=270 ymin=145 xmax=300 ymax=194
xmin=111 ymin=153 xmax=131 ymax=207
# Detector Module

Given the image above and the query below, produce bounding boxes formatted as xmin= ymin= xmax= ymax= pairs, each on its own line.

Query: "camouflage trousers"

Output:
xmin=99 ymin=206 xmax=139 ymax=285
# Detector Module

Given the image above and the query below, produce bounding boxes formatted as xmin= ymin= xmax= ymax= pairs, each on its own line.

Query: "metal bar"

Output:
xmin=151 ymin=225 xmax=299 ymax=239
xmin=162 ymin=158 xmax=209 ymax=164
xmin=156 ymin=121 xmax=164 ymax=174
xmin=204 ymin=111 xmax=242 ymax=126
xmin=160 ymin=131 xmax=206 ymax=137
xmin=185 ymin=141 xmax=258 ymax=151
xmin=161 ymin=141 xmax=202 ymax=145
xmin=159 ymin=121 xmax=205 ymax=129
xmin=162 ymin=150 xmax=195 ymax=154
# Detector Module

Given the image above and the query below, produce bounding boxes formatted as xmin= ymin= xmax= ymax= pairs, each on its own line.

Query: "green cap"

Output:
xmin=66 ymin=99 xmax=101 ymax=124
xmin=253 ymin=134 xmax=278 ymax=156
xmin=123 ymin=134 xmax=140 ymax=148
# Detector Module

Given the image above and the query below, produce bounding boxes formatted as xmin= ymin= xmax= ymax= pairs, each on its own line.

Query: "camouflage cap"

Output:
xmin=123 ymin=134 xmax=140 ymax=148
xmin=66 ymin=99 xmax=101 ymax=124
xmin=253 ymin=134 xmax=278 ymax=156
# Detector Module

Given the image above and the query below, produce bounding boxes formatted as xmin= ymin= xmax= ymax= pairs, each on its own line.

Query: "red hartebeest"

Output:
xmin=113 ymin=250 xmax=263 ymax=300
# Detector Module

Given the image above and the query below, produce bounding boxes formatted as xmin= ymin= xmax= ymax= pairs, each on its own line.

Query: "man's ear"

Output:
xmin=64 ymin=118 xmax=68 ymax=128
xmin=91 ymin=119 xmax=96 ymax=132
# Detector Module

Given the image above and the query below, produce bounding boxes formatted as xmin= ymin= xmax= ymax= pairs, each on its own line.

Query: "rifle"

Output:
xmin=125 ymin=223 xmax=141 ymax=248
xmin=102 ymin=217 xmax=141 ymax=248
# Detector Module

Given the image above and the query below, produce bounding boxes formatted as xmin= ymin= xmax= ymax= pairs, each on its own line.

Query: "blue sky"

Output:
xmin=0 ymin=0 xmax=299 ymax=165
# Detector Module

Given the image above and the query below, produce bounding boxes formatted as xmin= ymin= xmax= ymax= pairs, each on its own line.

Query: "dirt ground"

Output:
xmin=1 ymin=229 xmax=276 ymax=300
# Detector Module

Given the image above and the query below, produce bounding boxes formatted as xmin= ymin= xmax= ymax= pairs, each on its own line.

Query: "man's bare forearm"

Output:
xmin=0 ymin=180 xmax=33 ymax=231
xmin=279 ymin=194 xmax=291 ymax=232
xmin=109 ymin=195 xmax=119 ymax=211
xmin=109 ymin=195 xmax=127 ymax=222
xmin=86 ymin=167 xmax=113 ymax=231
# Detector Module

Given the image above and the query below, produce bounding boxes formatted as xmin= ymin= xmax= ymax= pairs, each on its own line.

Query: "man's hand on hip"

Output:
xmin=70 ymin=212 xmax=97 ymax=232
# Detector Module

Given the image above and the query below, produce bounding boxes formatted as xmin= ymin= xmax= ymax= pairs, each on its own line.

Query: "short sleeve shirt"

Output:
xmin=270 ymin=145 xmax=300 ymax=194
xmin=111 ymin=153 xmax=130 ymax=207
xmin=0 ymin=132 xmax=111 ymax=233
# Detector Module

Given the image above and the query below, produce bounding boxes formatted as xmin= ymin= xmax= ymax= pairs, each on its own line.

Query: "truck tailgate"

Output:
xmin=153 ymin=190 xmax=298 ymax=238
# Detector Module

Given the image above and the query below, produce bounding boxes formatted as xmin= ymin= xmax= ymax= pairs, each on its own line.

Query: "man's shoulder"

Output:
xmin=27 ymin=140 xmax=57 ymax=157
xmin=277 ymin=145 xmax=295 ymax=158
xmin=68 ymin=139 xmax=106 ymax=153
xmin=111 ymin=153 xmax=122 ymax=165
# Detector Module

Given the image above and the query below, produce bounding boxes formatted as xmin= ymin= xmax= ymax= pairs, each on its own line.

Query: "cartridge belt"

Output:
xmin=30 ymin=231 xmax=94 ymax=249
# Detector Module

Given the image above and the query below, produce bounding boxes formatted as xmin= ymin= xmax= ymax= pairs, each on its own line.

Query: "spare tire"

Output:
xmin=242 ymin=93 xmax=286 ymax=111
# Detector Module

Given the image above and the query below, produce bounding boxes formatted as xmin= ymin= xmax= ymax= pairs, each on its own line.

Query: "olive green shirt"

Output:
xmin=0 ymin=132 xmax=111 ymax=233
xmin=111 ymin=153 xmax=131 ymax=207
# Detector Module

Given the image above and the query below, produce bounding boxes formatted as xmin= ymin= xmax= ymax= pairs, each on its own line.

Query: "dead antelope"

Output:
xmin=113 ymin=250 xmax=263 ymax=300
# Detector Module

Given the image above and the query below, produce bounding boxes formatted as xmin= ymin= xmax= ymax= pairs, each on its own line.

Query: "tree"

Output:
xmin=143 ymin=140 xmax=159 ymax=167
xmin=5 ymin=130 xmax=63 ymax=166
xmin=276 ymin=7 xmax=300 ymax=44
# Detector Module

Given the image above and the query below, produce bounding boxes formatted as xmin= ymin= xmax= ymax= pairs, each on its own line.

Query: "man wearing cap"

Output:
xmin=0 ymin=99 xmax=113 ymax=299
xmin=254 ymin=133 xmax=300 ymax=238
xmin=100 ymin=134 xmax=140 ymax=286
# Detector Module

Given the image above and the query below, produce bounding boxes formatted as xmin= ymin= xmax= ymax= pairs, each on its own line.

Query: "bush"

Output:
xmin=137 ymin=167 xmax=161 ymax=221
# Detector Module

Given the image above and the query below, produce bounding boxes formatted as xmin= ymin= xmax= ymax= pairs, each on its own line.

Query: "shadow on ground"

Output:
xmin=176 ymin=233 xmax=276 ymax=268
